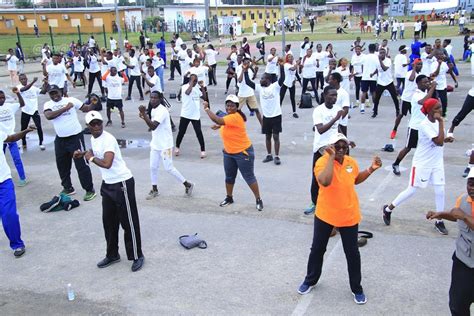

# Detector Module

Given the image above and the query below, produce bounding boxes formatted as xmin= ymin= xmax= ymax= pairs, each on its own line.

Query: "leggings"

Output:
xmin=392 ymin=184 xmax=445 ymax=212
xmin=280 ymin=84 xmax=296 ymax=113
xmin=373 ymin=83 xmax=400 ymax=116
xmin=208 ymin=64 xmax=217 ymax=85
xmin=87 ymin=71 xmax=104 ymax=96
xmin=396 ymin=77 xmax=405 ymax=95
xmin=226 ymin=75 xmax=237 ymax=91
xmin=302 ymin=77 xmax=318 ymax=102
xmin=310 ymin=151 xmax=323 ymax=205
xmin=435 ymin=89 xmax=448 ymax=117
xmin=303 ymin=216 xmax=363 ymax=295
xmin=20 ymin=111 xmax=43 ymax=146
xmin=452 ymin=94 xmax=473 ymax=127
xmin=127 ymin=75 xmax=144 ymax=98
xmin=175 ymin=117 xmax=205 ymax=151
xmin=315 ymin=71 xmax=324 ymax=90
xmin=73 ymin=72 xmax=85 ymax=85
xmin=354 ymin=76 xmax=362 ymax=101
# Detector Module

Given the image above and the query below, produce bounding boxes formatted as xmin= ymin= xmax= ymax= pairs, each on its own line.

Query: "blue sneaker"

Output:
xmin=304 ymin=203 xmax=315 ymax=215
xmin=297 ymin=283 xmax=315 ymax=295
xmin=353 ymin=292 xmax=367 ymax=305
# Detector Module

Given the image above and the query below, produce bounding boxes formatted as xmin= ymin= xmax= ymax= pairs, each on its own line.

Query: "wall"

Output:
xmin=210 ymin=6 xmax=297 ymax=29
xmin=0 ymin=9 xmax=140 ymax=35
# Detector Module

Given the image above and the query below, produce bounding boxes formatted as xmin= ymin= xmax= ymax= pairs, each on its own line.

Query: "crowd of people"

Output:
xmin=1 ymin=27 xmax=473 ymax=312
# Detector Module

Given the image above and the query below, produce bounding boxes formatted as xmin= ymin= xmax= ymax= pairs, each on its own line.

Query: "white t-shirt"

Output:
xmin=104 ymin=74 xmax=124 ymax=100
xmin=88 ymin=38 xmax=96 ymax=48
xmin=401 ymin=71 xmax=419 ymax=102
xmin=256 ymin=83 xmax=282 ymax=118
xmin=314 ymin=51 xmax=329 ymax=71
xmin=0 ymin=131 xmax=12 ymax=182
xmin=113 ymin=55 xmax=126 ymax=71
xmin=351 ymin=53 xmax=365 ymax=77
xmin=265 ymin=54 xmax=278 ymax=74
xmin=73 ymin=56 xmax=85 ymax=72
xmin=236 ymin=66 xmax=255 ymax=98
xmin=409 ymin=89 xmax=427 ymax=129
xmin=392 ymin=22 xmax=399 ymax=31
xmin=205 ymin=49 xmax=218 ymax=66
xmin=175 ymin=37 xmax=183 ymax=48
xmin=180 ymin=84 xmax=202 ymax=120
xmin=43 ymin=97 xmax=83 ymax=137
xmin=394 ymin=54 xmax=409 ymax=78
xmin=129 ymin=56 xmax=141 ymax=76
xmin=152 ymin=56 xmax=164 ymax=70
xmin=459 ymin=16 xmax=466 ymax=24
xmin=335 ymin=66 xmax=351 ymax=94
xmin=421 ymin=52 xmax=433 ymax=76
xmin=412 ymin=118 xmax=444 ymax=169
xmin=6 ymin=55 xmax=19 ymax=71
xmin=376 ymin=58 xmax=393 ymax=86
xmin=150 ymin=105 xmax=174 ymax=151
xmin=414 ymin=22 xmax=421 ymax=32
xmin=46 ymin=63 xmax=68 ymax=88
xmin=18 ymin=84 xmax=41 ymax=115
xmin=0 ymin=103 xmax=20 ymax=134
xmin=90 ymin=131 xmax=133 ymax=184
xmin=302 ymin=55 xmax=317 ymax=79
xmin=336 ymin=87 xmax=350 ymax=127
xmin=147 ymin=74 xmax=162 ymax=93
xmin=283 ymin=63 xmax=296 ymax=88
xmin=430 ymin=61 xmax=450 ymax=90
xmin=228 ymin=52 xmax=238 ymax=69
xmin=110 ymin=39 xmax=117 ymax=51
xmin=400 ymin=22 xmax=405 ymax=30
xmin=188 ymin=66 xmax=209 ymax=87
xmin=312 ymin=104 xmax=341 ymax=152
xmin=88 ymin=55 xmax=100 ymax=73
xmin=300 ymin=42 xmax=312 ymax=59
xmin=362 ymin=54 xmax=378 ymax=81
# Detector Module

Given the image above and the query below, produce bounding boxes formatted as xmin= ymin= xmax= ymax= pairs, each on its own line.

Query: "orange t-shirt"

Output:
xmin=455 ymin=194 xmax=473 ymax=215
xmin=220 ymin=113 xmax=252 ymax=154
xmin=314 ymin=153 xmax=361 ymax=227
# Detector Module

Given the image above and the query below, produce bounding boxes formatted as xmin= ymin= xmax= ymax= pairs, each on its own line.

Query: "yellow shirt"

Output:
xmin=314 ymin=153 xmax=361 ymax=227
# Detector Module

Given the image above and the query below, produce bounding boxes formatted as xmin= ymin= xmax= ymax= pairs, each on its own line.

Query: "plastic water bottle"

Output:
xmin=67 ymin=283 xmax=75 ymax=301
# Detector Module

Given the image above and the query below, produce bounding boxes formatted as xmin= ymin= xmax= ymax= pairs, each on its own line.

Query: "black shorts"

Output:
xmin=405 ymin=128 xmax=418 ymax=149
xmin=262 ymin=115 xmax=282 ymax=135
xmin=107 ymin=99 xmax=123 ymax=110
xmin=361 ymin=80 xmax=377 ymax=93
xmin=401 ymin=101 xmax=412 ymax=116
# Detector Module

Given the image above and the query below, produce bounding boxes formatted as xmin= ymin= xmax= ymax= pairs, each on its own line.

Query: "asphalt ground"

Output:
xmin=0 ymin=35 xmax=473 ymax=315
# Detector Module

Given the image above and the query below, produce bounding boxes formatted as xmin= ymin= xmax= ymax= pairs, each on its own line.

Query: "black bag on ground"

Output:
xmin=299 ymin=93 xmax=313 ymax=108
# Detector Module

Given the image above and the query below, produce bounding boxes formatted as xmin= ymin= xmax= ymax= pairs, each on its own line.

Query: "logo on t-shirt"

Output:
xmin=346 ymin=165 xmax=353 ymax=173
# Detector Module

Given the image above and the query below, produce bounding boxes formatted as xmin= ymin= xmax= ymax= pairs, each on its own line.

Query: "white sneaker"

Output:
xmin=39 ymin=145 xmax=46 ymax=151
xmin=174 ymin=148 xmax=180 ymax=156
xmin=200 ymin=151 xmax=207 ymax=159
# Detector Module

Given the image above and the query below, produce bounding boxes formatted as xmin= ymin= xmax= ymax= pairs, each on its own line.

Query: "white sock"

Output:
xmin=384 ymin=206 xmax=392 ymax=213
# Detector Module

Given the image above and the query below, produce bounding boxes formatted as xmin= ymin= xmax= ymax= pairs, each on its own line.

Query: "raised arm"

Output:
xmin=317 ymin=147 xmax=335 ymax=187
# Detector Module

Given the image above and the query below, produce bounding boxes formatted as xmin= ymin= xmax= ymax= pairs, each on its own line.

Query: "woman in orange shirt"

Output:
xmin=297 ymin=133 xmax=382 ymax=305
xmin=203 ymin=95 xmax=263 ymax=211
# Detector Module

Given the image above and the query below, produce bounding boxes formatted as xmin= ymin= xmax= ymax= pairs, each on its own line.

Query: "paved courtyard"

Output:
xmin=0 ymin=36 xmax=473 ymax=314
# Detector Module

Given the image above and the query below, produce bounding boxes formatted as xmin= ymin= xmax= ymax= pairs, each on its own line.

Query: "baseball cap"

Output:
xmin=85 ymin=111 xmax=103 ymax=124
xmin=330 ymin=133 xmax=349 ymax=145
xmin=468 ymin=168 xmax=474 ymax=179
xmin=47 ymin=84 xmax=61 ymax=93
xmin=225 ymin=94 xmax=239 ymax=104
xmin=398 ymin=45 xmax=409 ymax=52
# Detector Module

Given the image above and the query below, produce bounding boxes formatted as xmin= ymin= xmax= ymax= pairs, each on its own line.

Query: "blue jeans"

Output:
xmin=0 ymin=178 xmax=25 ymax=250
xmin=155 ymin=67 xmax=164 ymax=92
xmin=3 ymin=142 xmax=26 ymax=181
xmin=223 ymin=146 xmax=257 ymax=185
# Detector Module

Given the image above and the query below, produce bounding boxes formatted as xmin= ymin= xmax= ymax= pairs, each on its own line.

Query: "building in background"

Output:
xmin=0 ymin=6 xmax=142 ymax=35
xmin=325 ymin=0 xmax=389 ymax=18
xmin=389 ymin=0 xmax=472 ymax=16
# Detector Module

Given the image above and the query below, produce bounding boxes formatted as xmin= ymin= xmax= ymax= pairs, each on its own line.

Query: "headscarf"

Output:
xmin=421 ymin=98 xmax=439 ymax=114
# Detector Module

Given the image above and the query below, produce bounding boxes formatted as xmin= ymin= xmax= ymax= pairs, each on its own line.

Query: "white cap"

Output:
xmin=225 ymin=94 xmax=239 ymax=104
xmin=468 ymin=168 xmax=474 ymax=179
xmin=85 ymin=111 xmax=103 ymax=124
xmin=330 ymin=133 xmax=349 ymax=145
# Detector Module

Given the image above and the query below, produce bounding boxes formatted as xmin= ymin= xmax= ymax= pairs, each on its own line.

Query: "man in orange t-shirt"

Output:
xmin=297 ymin=133 xmax=382 ymax=306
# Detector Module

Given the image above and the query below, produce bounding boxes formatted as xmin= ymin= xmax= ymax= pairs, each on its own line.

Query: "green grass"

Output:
xmin=251 ymin=23 xmax=461 ymax=43
xmin=0 ymin=31 xmax=192 ymax=56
